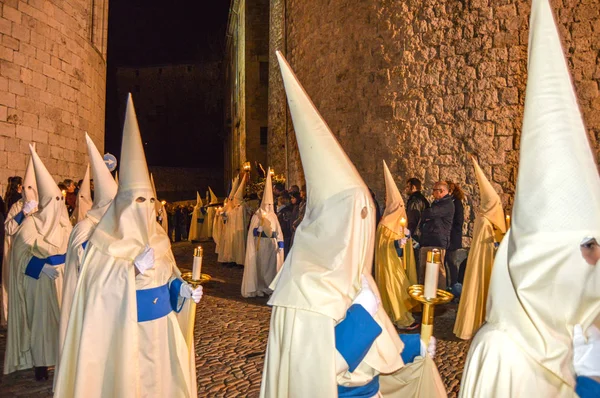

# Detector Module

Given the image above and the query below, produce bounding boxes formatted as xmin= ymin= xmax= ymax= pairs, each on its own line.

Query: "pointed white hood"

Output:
xmin=195 ymin=191 xmax=203 ymax=208
xmin=29 ymin=145 xmax=71 ymax=247
xmin=260 ymin=168 xmax=274 ymax=213
xmin=380 ymin=160 xmax=408 ymax=234
xmin=208 ymin=187 xmax=218 ymax=204
xmin=269 ymin=51 xmax=376 ymax=321
xmin=471 ymin=156 xmax=506 ymax=233
xmin=73 ymin=164 xmax=92 ymax=223
xmin=90 ymin=94 xmax=170 ymax=260
xmin=22 ymin=145 xmax=38 ymax=203
xmin=85 ymin=133 xmax=118 ymax=222
xmin=486 ymin=0 xmax=600 ymax=386
xmin=150 ymin=173 xmax=162 ymax=215
xmin=233 ymin=174 xmax=247 ymax=207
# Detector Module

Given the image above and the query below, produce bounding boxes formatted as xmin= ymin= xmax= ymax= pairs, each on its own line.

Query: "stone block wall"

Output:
xmin=0 ymin=0 xmax=108 ymax=195
xmin=268 ymin=0 xmax=600 ymax=244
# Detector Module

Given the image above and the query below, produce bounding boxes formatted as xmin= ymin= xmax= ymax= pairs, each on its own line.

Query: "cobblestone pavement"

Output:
xmin=0 ymin=241 xmax=469 ymax=397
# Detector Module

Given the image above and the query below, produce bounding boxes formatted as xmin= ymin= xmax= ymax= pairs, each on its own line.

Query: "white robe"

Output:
xmin=3 ymin=215 xmax=70 ymax=374
xmin=2 ymin=200 xmax=23 ymax=327
xmin=187 ymin=205 xmax=205 ymax=241
xmin=213 ymin=209 xmax=224 ymax=254
xmin=219 ymin=203 xmax=249 ymax=265
xmin=241 ymin=211 xmax=284 ymax=297
xmin=203 ymin=206 xmax=216 ymax=239
xmin=54 ymin=244 xmax=196 ymax=397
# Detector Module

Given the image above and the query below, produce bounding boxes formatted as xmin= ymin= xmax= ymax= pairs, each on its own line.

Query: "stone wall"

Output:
xmin=268 ymin=0 xmax=600 ymax=243
xmin=0 ymin=0 xmax=108 ymax=194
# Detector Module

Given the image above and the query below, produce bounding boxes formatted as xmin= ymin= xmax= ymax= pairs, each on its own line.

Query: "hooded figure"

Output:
xmin=150 ymin=173 xmax=168 ymax=233
xmin=260 ymin=52 xmax=446 ymax=398
xmin=453 ymin=156 xmax=506 ymax=340
xmin=55 ymin=132 xmax=119 ymax=383
xmin=202 ymin=186 xmax=219 ymax=239
xmin=374 ymin=160 xmax=418 ymax=328
xmin=242 ymin=168 xmax=284 ymax=297
xmin=187 ymin=192 xmax=205 ymax=241
xmin=54 ymin=95 xmax=202 ymax=397
xmin=215 ymin=176 xmax=238 ymax=257
xmin=4 ymin=145 xmax=72 ymax=380
xmin=218 ymin=174 xmax=248 ymax=265
xmin=2 ymin=149 xmax=38 ymax=328
xmin=459 ymin=1 xmax=600 ymax=396
xmin=70 ymin=164 xmax=92 ymax=225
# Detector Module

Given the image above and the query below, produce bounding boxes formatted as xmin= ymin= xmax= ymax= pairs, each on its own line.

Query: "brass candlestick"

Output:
xmin=180 ymin=271 xmax=212 ymax=350
xmin=408 ymin=285 xmax=453 ymax=345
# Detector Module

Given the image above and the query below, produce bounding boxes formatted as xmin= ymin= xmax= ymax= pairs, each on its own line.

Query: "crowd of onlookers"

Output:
xmin=272 ymin=183 xmax=306 ymax=258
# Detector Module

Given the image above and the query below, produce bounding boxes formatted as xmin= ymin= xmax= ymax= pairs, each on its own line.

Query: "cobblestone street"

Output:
xmin=0 ymin=241 xmax=469 ymax=397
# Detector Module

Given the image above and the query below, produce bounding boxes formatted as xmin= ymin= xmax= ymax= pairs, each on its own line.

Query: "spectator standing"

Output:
xmin=276 ymin=192 xmax=293 ymax=258
xmin=445 ymin=181 xmax=465 ymax=290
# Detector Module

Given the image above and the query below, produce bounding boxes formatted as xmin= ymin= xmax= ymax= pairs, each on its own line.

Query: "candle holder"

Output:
xmin=408 ymin=284 xmax=453 ymax=345
xmin=181 ymin=272 xmax=212 ymax=287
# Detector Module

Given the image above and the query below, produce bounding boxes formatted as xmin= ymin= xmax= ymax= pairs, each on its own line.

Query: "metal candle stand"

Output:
xmin=408 ymin=285 xmax=454 ymax=345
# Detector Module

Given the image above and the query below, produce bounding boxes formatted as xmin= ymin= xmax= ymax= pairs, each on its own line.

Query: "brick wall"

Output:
xmin=268 ymin=0 xmax=600 ymax=244
xmin=0 ymin=0 xmax=108 ymax=194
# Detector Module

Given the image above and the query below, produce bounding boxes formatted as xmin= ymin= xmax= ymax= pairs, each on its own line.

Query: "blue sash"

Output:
xmin=197 ymin=217 xmax=204 ymax=224
xmin=338 ymin=376 xmax=380 ymax=398
xmin=253 ymin=228 xmax=277 ymax=239
xmin=136 ymin=280 xmax=185 ymax=323
xmin=393 ymin=239 xmax=404 ymax=258
xmin=14 ymin=211 xmax=25 ymax=225
xmin=81 ymin=241 xmax=88 ymax=250
xmin=335 ymin=304 xmax=382 ymax=372
xmin=399 ymin=333 xmax=421 ymax=364
xmin=576 ymin=376 xmax=600 ymax=398
xmin=25 ymin=253 xmax=66 ymax=279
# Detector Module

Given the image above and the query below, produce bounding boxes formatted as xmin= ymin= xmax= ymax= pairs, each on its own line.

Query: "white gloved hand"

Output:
xmin=397 ymin=238 xmax=408 ymax=247
xmin=420 ymin=336 xmax=437 ymax=359
xmin=23 ymin=200 xmax=38 ymax=215
xmin=41 ymin=264 xmax=59 ymax=280
xmin=134 ymin=245 xmax=154 ymax=275
xmin=352 ymin=275 xmax=380 ymax=316
xmin=180 ymin=283 xmax=204 ymax=304
xmin=573 ymin=324 xmax=600 ymax=377
xmin=404 ymin=228 xmax=411 ymax=238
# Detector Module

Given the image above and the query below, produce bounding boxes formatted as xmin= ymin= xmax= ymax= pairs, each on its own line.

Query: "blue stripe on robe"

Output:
xmin=399 ymin=333 xmax=421 ymax=364
xmin=81 ymin=241 xmax=88 ymax=250
xmin=277 ymin=241 xmax=284 ymax=249
xmin=169 ymin=278 xmax=186 ymax=313
xmin=393 ymin=239 xmax=404 ymax=258
xmin=335 ymin=304 xmax=382 ymax=372
xmin=576 ymin=376 xmax=600 ymax=398
xmin=338 ymin=376 xmax=379 ymax=397
xmin=14 ymin=211 xmax=25 ymax=225
xmin=253 ymin=228 xmax=277 ymax=239
xmin=137 ymin=283 xmax=172 ymax=322
xmin=25 ymin=253 xmax=66 ymax=279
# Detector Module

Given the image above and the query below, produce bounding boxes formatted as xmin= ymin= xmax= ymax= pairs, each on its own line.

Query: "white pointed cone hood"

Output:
xmin=29 ymin=145 xmax=70 ymax=247
xmin=22 ymin=144 xmax=38 ymax=203
xmin=208 ymin=187 xmax=218 ymax=204
xmin=486 ymin=0 xmax=600 ymax=386
xmin=269 ymin=52 xmax=377 ymax=321
xmin=73 ymin=164 xmax=92 ymax=223
xmin=229 ymin=176 xmax=239 ymax=201
xmin=380 ymin=160 xmax=408 ymax=234
xmin=196 ymin=191 xmax=203 ymax=207
xmin=471 ymin=156 xmax=506 ymax=233
xmin=260 ymin=168 xmax=274 ymax=213
xmin=233 ymin=174 xmax=247 ymax=206
xmin=90 ymin=94 xmax=170 ymax=259
xmin=85 ymin=133 xmax=118 ymax=222
xmin=150 ymin=173 xmax=162 ymax=214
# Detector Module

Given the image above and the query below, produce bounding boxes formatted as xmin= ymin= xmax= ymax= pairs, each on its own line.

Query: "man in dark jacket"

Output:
xmin=405 ymin=178 xmax=429 ymax=243
xmin=418 ymin=181 xmax=455 ymax=289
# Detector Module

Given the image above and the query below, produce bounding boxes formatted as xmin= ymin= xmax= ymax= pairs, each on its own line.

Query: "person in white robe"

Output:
xmin=242 ymin=169 xmax=284 ymax=297
xmin=216 ymin=176 xmax=239 ymax=261
xmin=203 ymin=187 xmax=219 ymax=239
xmin=1 ymin=152 xmax=38 ymax=328
xmin=3 ymin=145 xmax=72 ymax=381
xmin=54 ymin=94 xmax=203 ymax=397
xmin=70 ymin=165 xmax=92 ymax=225
xmin=260 ymin=51 xmax=446 ymax=398
xmin=219 ymin=175 xmax=249 ymax=265
xmin=187 ymin=192 xmax=205 ymax=242
xmin=55 ymin=132 xmax=118 ymax=386
xmin=459 ymin=1 xmax=600 ymax=396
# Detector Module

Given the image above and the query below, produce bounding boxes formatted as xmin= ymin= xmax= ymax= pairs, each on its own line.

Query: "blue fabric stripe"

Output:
xmin=253 ymin=227 xmax=276 ymax=239
xmin=393 ymin=239 xmax=404 ymax=257
xmin=338 ymin=376 xmax=380 ymax=397
xmin=576 ymin=376 xmax=600 ymax=398
xmin=14 ymin=211 xmax=25 ymax=225
xmin=169 ymin=279 xmax=186 ymax=313
xmin=46 ymin=254 xmax=66 ymax=265
xmin=277 ymin=241 xmax=284 ymax=249
xmin=399 ymin=334 xmax=421 ymax=364
xmin=197 ymin=218 xmax=204 ymax=224
xmin=136 ymin=283 xmax=172 ymax=322
xmin=81 ymin=241 xmax=88 ymax=250
xmin=335 ymin=304 xmax=382 ymax=372
xmin=24 ymin=254 xmax=66 ymax=279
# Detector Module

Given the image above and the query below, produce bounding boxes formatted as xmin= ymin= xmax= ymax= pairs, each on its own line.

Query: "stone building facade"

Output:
xmin=255 ymin=0 xmax=600 ymax=242
xmin=225 ymin=0 xmax=269 ymax=183
xmin=0 ymin=0 xmax=108 ymax=195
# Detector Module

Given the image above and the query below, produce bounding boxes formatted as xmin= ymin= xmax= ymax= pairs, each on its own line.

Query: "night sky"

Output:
xmin=104 ymin=0 xmax=230 ymax=168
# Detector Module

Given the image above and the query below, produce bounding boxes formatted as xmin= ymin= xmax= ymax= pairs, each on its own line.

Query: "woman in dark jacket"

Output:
xmin=5 ymin=176 xmax=22 ymax=215
xmin=446 ymin=181 xmax=465 ymax=290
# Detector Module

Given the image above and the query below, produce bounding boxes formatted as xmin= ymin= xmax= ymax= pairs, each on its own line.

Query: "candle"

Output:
xmin=505 ymin=215 xmax=511 ymax=229
xmin=424 ymin=249 xmax=441 ymax=299
xmin=192 ymin=246 xmax=203 ymax=280
xmin=400 ymin=217 xmax=407 ymax=237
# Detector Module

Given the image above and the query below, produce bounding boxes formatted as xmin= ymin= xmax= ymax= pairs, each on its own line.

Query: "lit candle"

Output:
xmin=192 ymin=246 xmax=203 ymax=280
xmin=506 ymin=215 xmax=511 ymax=229
xmin=424 ymin=249 xmax=441 ymax=299
xmin=400 ymin=217 xmax=407 ymax=238
xmin=61 ymin=190 xmax=66 ymax=198
xmin=269 ymin=169 xmax=275 ymax=177
xmin=161 ymin=200 xmax=166 ymax=206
